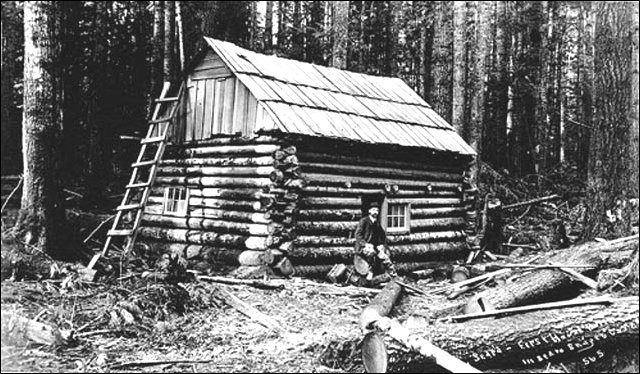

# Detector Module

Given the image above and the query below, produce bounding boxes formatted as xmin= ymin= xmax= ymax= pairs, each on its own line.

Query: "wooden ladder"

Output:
xmin=87 ymin=82 xmax=183 ymax=271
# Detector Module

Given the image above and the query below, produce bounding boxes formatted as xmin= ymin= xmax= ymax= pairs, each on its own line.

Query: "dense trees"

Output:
xmin=1 ymin=1 xmax=637 ymax=247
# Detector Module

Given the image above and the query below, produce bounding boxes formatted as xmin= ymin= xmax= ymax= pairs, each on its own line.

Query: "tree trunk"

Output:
xmin=277 ymin=1 xmax=290 ymax=54
xmin=291 ymin=0 xmax=303 ymax=60
xmin=485 ymin=1 xmax=510 ymax=170
xmin=83 ymin=1 xmax=109 ymax=207
xmin=467 ymin=1 xmax=491 ymax=184
xmin=248 ymin=1 xmax=257 ymax=50
xmin=15 ymin=1 xmax=71 ymax=259
xmin=163 ymin=0 xmax=175 ymax=83
xmin=59 ymin=1 xmax=83 ymax=182
xmin=630 ymin=2 xmax=639 ymax=200
xmin=584 ymin=2 xmax=638 ymax=239
xmin=386 ymin=0 xmax=402 ymax=76
xmin=331 ymin=1 xmax=348 ymax=69
xmin=471 ymin=236 xmax=638 ymax=310
xmin=429 ymin=1 xmax=452 ymax=122
xmin=150 ymin=1 xmax=164 ymax=102
xmin=451 ymin=1 xmax=467 ymax=137
xmin=577 ymin=1 xmax=594 ymax=176
xmin=264 ymin=1 xmax=273 ymax=52
xmin=305 ymin=1 xmax=324 ymax=64
xmin=175 ymin=0 xmax=185 ymax=73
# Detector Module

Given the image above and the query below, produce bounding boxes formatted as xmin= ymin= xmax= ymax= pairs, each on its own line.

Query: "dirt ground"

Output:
xmin=1 ymin=276 xmax=370 ymax=373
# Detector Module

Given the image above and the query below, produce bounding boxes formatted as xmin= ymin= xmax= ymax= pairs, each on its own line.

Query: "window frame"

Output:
xmin=385 ymin=201 xmax=411 ymax=234
xmin=163 ymin=187 xmax=189 ymax=217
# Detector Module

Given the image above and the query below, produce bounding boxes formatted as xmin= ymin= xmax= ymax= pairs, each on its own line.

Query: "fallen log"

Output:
xmin=1 ymin=311 xmax=69 ymax=346
xmin=502 ymin=194 xmax=560 ymax=210
xmin=274 ymin=257 xmax=295 ymax=277
xmin=385 ymin=297 xmax=639 ymax=371
xmin=359 ymin=281 xmax=402 ymax=373
xmin=471 ymin=235 xmax=638 ymax=309
xmin=197 ymin=275 xmax=285 ymax=290
xmin=216 ymin=286 xmax=284 ymax=333
xmin=448 ymin=296 xmax=621 ymax=322
xmin=359 ymin=281 xmax=403 ymax=330
xmin=359 ymin=281 xmax=480 ymax=373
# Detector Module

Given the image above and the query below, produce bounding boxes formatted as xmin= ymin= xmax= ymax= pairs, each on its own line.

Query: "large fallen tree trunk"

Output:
xmin=1 ymin=311 xmax=70 ymax=346
xmin=471 ymin=235 xmax=638 ymax=310
xmin=385 ymin=297 xmax=639 ymax=371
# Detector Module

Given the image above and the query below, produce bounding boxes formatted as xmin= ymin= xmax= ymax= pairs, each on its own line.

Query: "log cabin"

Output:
xmin=131 ymin=37 xmax=477 ymax=277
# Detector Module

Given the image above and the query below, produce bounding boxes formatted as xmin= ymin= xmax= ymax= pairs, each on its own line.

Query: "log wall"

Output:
xmin=139 ymin=133 xmax=475 ymax=277
xmin=140 ymin=135 xmax=295 ymax=264
xmin=283 ymin=136 xmax=473 ymax=273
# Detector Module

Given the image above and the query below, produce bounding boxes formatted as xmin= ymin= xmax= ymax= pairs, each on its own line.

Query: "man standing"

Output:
xmin=354 ymin=202 xmax=398 ymax=280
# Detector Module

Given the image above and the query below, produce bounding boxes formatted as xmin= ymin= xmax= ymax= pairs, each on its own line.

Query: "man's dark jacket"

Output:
xmin=355 ymin=216 xmax=387 ymax=254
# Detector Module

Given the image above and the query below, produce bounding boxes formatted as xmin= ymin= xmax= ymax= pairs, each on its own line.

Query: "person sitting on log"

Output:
xmin=354 ymin=202 xmax=398 ymax=281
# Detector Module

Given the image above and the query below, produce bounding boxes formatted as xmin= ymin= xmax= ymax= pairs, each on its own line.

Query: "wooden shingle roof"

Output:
xmin=204 ymin=37 xmax=476 ymax=156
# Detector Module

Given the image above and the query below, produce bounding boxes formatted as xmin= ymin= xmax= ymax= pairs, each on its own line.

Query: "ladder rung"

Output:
xmin=131 ymin=160 xmax=157 ymax=168
xmin=108 ymin=229 xmax=134 ymax=236
xmin=149 ymin=118 xmax=172 ymax=124
xmin=126 ymin=181 xmax=151 ymax=189
xmin=155 ymin=96 xmax=180 ymax=103
xmin=116 ymin=203 xmax=143 ymax=211
xmin=141 ymin=136 xmax=165 ymax=144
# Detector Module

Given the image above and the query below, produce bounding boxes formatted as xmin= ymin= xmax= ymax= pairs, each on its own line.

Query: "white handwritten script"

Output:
xmin=467 ymin=320 xmax=638 ymax=367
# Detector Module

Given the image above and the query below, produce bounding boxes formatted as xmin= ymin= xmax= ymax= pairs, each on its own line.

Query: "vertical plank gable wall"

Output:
xmin=180 ymin=51 xmax=259 ymax=143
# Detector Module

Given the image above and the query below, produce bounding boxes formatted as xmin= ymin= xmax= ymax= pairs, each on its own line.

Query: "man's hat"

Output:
xmin=368 ymin=202 xmax=380 ymax=209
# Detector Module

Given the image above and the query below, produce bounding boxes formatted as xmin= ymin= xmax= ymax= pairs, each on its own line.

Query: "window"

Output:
xmin=387 ymin=203 xmax=410 ymax=233
xmin=163 ymin=187 xmax=189 ymax=216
